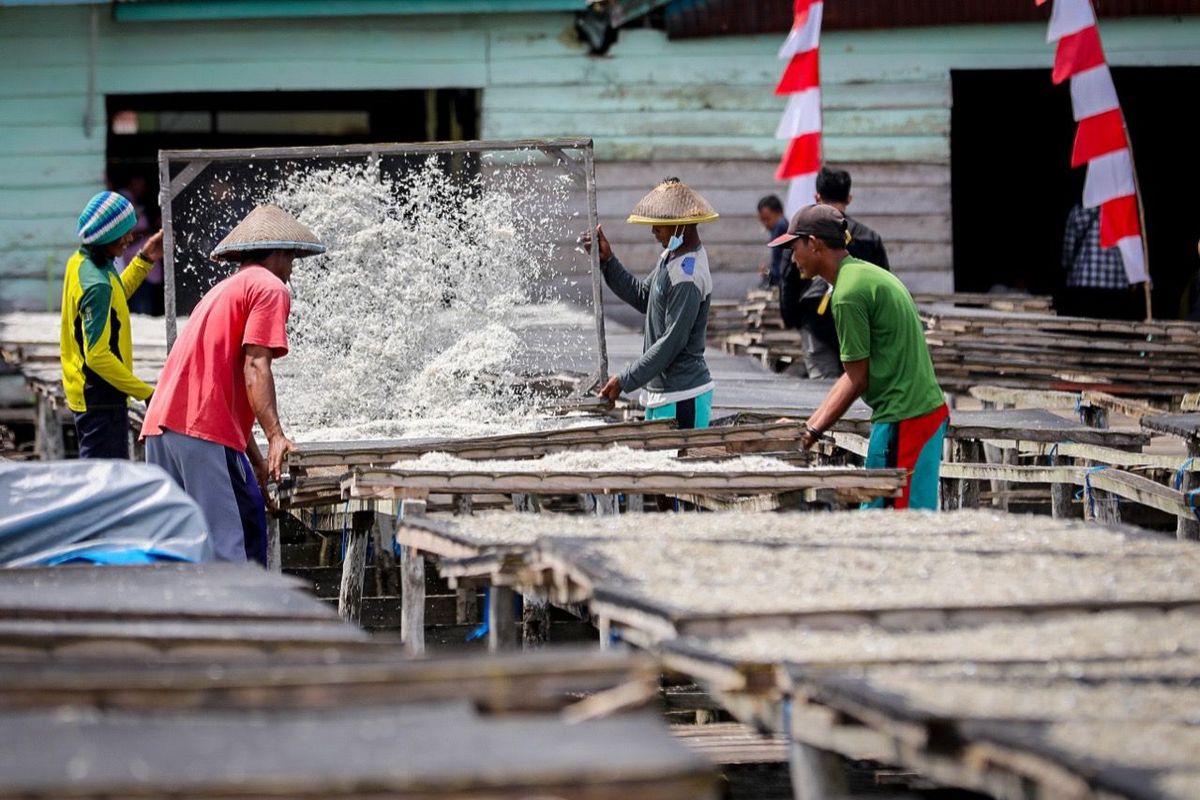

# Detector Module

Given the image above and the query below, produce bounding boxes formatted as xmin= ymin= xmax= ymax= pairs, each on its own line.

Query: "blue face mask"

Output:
xmin=666 ymin=227 xmax=684 ymax=253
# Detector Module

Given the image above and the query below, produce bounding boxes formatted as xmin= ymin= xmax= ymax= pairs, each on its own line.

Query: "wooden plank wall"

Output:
xmin=3 ymin=7 xmax=1199 ymax=309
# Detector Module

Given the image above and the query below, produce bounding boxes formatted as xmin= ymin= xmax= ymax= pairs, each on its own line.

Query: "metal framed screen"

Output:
xmin=157 ymin=138 xmax=607 ymax=440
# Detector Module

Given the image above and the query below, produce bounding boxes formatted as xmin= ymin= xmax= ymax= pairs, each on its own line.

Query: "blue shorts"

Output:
xmin=644 ymin=389 xmax=713 ymax=430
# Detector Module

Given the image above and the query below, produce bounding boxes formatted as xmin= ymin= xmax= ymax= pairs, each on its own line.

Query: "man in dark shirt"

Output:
xmin=777 ymin=167 xmax=893 ymax=379
xmin=756 ymin=195 xmax=789 ymax=288
xmin=815 ymin=166 xmax=890 ymax=270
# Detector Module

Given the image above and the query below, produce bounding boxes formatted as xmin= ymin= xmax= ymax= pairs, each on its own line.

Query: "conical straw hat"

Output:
xmin=209 ymin=204 xmax=326 ymax=261
xmin=626 ymin=178 xmax=719 ymax=225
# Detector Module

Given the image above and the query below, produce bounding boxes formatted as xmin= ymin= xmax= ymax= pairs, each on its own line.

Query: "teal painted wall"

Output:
xmin=2 ymin=5 xmax=1198 ymax=306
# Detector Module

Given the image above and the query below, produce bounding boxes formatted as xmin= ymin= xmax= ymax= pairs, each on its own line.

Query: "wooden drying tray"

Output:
xmin=288 ymin=419 xmax=812 ymax=471
xmin=519 ymin=522 xmax=1200 ymax=643
xmin=920 ymin=304 xmax=1200 ymax=340
xmin=0 ymin=647 xmax=657 ymax=715
xmin=343 ymin=465 xmax=907 ymax=504
xmin=941 ymin=408 xmax=1148 ymax=447
xmin=1142 ymin=413 xmax=1200 ymax=445
xmin=0 ymin=704 xmax=718 ymax=800
xmin=780 ymin=662 xmax=1200 ymax=800
xmin=940 ymin=463 xmax=1194 ymax=520
xmin=911 ymin=292 xmax=1053 ymax=312
xmin=0 ymin=562 xmax=339 ymax=625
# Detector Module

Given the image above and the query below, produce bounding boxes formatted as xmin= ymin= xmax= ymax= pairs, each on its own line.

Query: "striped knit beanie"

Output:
xmin=77 ymin=191 xmax=137 ymax=245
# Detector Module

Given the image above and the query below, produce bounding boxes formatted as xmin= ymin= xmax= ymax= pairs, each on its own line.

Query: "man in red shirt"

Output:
xmin=142 ymin=205 xmax=325 ymax=563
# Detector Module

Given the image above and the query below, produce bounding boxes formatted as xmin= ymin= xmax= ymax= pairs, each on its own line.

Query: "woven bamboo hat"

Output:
xmin=209 ymin=204 xmax=326 ymax=262
xmin=626 ymin=178 xmax=719 ymax=225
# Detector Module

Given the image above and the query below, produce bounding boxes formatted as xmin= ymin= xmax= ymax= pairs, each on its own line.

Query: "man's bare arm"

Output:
xmin=802 ymin=359 xmax=869 ymax=448
xmin=243 ymin=344 xmax=294 ymax=480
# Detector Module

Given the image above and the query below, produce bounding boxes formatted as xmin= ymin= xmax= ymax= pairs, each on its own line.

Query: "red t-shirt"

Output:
xmin=142 ymin=266 xmax=290 ymax=451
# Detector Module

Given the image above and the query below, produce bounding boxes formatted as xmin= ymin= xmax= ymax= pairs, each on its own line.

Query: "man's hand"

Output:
xmin=579 ymin=225 xmax=613 ymax=263
xmin=597 ymin=375 xmax=622 ymax=403
xmin=799 ymin=426 xmax=821 ymax=451
xmin=266 ymin=432 xmax=295 ymax=483
xmin=140 ymin=230 xmax=164 ymax=261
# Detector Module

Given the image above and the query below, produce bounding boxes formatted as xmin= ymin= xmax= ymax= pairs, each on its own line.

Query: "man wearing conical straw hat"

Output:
xmin=584 ymin=178 xmax=717 ymax=429
xmin=142 ymin=205 xmax=324 ymax=563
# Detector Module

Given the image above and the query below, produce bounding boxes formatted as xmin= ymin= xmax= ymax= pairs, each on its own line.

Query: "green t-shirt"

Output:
xmin=831 ymin=256 xmax=944 ymax=423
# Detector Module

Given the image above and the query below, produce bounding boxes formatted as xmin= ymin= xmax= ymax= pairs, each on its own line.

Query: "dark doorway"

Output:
xmin=103 ymin=89 xmax=479 ymax=314
xmin=951 ymin=67 xmax=1200 ymax=318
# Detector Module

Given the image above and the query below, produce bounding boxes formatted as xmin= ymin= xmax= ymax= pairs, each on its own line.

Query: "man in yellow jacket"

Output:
xmin=60 ymin=190 xmax=162 ymax=459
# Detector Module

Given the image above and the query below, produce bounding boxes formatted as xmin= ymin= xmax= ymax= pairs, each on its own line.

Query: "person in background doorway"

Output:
xmin=1057 ymin=203 xmax=1140 ymax=320
xmin=773 ymin=205 xmax=948 ymax=510
xmin=142 ymin=204 xmax=325 ymax=564
xmin=119 ymin=176 xmax=165 ymax=316
xmin=583 ymin=178 xmax=716 ymax=430
xmin=60 ymin=191 xmax=163 ymax=459
xmin=756 ymin=195 xmax=789 ymax=288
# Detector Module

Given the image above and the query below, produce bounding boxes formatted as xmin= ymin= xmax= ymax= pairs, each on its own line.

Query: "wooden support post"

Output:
xmin=1178 ymin=442 xmax=1199 ymax=541
xmin=337 ymin=508 xmax=372 ymax=624
xmin=956 ymin=439 xmax=984 ymax=510
xmin=626 ymin=493 xmax=645 ymax=513
xmin=1050 ymin=453 xmax=1074 ymax=519
xmin=789 ymin=741 xmax=848 ymax=800
xmin=511 ymin=493 xmax=541 ymax=512
xmin=1081 ymin=405 xmax=1109 ymax=429
xmin=265 ymin=515 xmax=282 ymax=573
xmin=399 ymin=498 xmax=427 ymax=655
xmin=594 ymin=492 xmax=619 ymax=516
xmin=372 ymin=512 xmax=399 ymax=597
xmin=488 ymin=586 xmax=518 ymax=652
xmin=597 ymin=616 xmax=612 ymax=650
xmin=522 ymin=595 xmax=551 ymax=650
xmin=455 ymin=584 xmax=479 ymax=625
xmin=34 ymin=395 xmax=65 ymax=461
xmin=454 ymin=494 xmax=473 ymax=516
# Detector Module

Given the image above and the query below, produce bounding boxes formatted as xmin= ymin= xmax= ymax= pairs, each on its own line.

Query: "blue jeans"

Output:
xmin=74 ymin=408 xmax=130 ymax=459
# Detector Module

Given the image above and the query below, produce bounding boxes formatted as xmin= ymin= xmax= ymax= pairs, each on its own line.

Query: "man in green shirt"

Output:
xmin=770 ymin=204 xmax=948 ymax=509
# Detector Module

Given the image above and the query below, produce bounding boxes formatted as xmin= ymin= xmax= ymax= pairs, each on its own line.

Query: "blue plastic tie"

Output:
xmin=1174 ymin=458 xmax=1195 ymax=491
xmin=1188 ymin=488 xmax=1200 ymax=523
xmin=1083 ymin=465 xmax=1108 ymax=519
xmin=466 ymin=591 xmax=490 ymax=641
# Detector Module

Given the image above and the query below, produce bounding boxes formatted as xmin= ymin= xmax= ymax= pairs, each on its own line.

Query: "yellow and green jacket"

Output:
xmin=60 ymin=248 xmax=154 ymax=412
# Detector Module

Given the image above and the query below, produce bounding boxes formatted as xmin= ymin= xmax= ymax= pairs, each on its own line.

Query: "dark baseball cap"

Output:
xmin=768 ymin=204 xmax=848 ymax=248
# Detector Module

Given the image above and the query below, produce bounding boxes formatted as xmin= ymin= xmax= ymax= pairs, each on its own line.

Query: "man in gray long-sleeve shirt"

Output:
xmin=584 ymin=178 xmax=717 ymax=429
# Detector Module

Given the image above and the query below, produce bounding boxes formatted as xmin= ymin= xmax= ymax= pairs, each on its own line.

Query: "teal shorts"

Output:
xmin=644 ymin=389 xmax=713 ymax=430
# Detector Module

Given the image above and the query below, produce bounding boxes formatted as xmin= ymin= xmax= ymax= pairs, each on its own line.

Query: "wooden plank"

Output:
xmin=526 ymin=512 xmax=1200 ymax=640
xmin=336 ymin=509 xmax=371 ymax=623
xmin=345 ymin=466 xmax=907 ymax=502
xmin=1141 ymin=413 xmax=1200 ymax=443
xmin=0 ymin=618 xmax=367 ymax=654
xmin=0 ymin=706 xmax=718 ymax=799
xmin=489 ymin=585 xmax=519 ymax=653
xmin=0 ymin=647 xmax=658 ymax=714
xmin=399 ymin=498 xmax=427 ymax=655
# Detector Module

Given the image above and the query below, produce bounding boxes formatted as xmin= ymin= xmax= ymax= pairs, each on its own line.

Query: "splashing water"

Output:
xmin=262 ymin=155 xmax=596 ymax=441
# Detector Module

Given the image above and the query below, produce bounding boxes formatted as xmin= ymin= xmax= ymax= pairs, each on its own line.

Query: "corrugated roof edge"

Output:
xmin=101 ymin=0 xmax=583 ymax=22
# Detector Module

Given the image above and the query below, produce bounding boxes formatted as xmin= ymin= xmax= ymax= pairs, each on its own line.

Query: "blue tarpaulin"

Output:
xmin=0 ymin=460 xmax=213 ymax=566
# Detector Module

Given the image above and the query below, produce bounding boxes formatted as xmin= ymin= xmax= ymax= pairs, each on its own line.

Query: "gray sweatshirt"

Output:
xmin=601 ymin=246 xmax=713 ymax=401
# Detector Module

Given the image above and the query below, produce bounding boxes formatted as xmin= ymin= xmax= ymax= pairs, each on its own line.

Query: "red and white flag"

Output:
xmin=775 ymin=0 xmax=823 ymax=215
xmin=1039 ymin=0 xmax=1147 ymax=283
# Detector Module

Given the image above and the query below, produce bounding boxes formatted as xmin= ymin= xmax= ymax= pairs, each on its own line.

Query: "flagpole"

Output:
xmin=1122 ymin=109 xmax=1153 ymax=321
